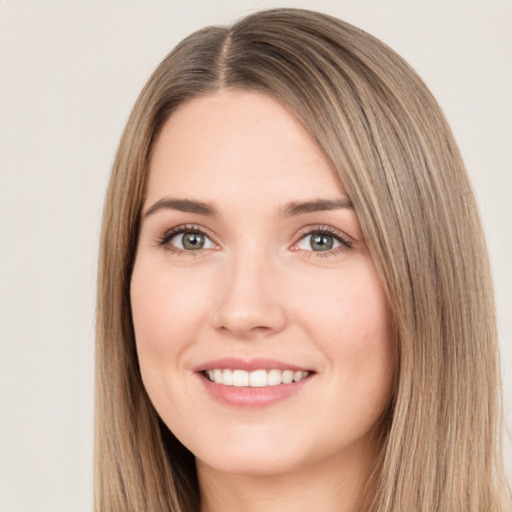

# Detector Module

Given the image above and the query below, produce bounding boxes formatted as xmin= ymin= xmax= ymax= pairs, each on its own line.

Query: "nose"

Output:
xmin=211 ymin=250 xmax=288 ymax=339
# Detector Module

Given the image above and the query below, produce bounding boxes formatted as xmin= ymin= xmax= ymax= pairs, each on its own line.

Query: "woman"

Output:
xmin=95 ymin=8 xmax=508 ymax=511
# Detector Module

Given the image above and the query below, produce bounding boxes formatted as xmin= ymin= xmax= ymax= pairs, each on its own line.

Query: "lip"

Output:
xmin=193 ymin=358 xmax=314 ymax=408
xmin=192 ymin=357 xmax=311 ymax=373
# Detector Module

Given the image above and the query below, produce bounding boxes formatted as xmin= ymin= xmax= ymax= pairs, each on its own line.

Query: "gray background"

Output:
xmin=0 ymin=1 xmax=510 ymax=510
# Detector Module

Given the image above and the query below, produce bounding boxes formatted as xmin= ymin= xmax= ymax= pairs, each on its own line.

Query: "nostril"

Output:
xmin=212 ymin=305 xmax=287 ymax=339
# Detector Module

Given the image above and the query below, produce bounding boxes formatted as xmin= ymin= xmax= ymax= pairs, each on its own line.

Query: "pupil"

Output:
xmin=311 ymin=234 xmax=333 ymax=251
xmin=182 ymin=232 xmax=204 ymax=250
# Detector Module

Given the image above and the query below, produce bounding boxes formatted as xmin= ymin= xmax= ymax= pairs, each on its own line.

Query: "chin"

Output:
xmin=190 ymin=429 xmax=307 ymax=477
xmin=197 ymin=451 xmax=304 ymax=479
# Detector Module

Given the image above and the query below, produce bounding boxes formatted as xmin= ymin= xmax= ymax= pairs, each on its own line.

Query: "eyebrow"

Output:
xmin=144 ymin=198 xmax=219 ymax=218
xmin=143 ymin=196 xmax=354 ymax=219
xmin=280 ymin=197 xmax=354 ymax=216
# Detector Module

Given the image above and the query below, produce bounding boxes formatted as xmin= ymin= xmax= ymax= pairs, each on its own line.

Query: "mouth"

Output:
xmin=202 ymin=368 xmax=311 ymax=387
xmin=194 ymin=358 xmax=315 ymax=407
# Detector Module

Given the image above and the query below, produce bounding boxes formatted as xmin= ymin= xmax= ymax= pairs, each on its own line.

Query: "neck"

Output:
xmin=197 ymin=440 xmax=378 ymax=512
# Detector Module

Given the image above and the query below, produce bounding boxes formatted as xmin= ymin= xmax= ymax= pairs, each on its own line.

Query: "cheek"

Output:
xmin=299 ymin=262 xmax=391 ymax=338
xmin=295 ymin=261 xmax=395 ymax=394
xmin=129 ymin=260 xmax=215 ymax=419
xmin=130 ymin=261 xmax=210 ymax=353
xmin=130 ymin=261 xmax=217 ymax=403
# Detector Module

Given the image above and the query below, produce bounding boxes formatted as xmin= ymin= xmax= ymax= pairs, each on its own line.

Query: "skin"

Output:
xmin=130 ymin=90 xmax=395 ymax=512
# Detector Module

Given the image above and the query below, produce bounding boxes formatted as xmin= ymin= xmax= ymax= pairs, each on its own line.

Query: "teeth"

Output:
xmin=222 ymin=369 xmax=232 ymax=385
xmin=205 ymin=369 xmax=310 ymax=387
xmin=232 ymin=369 xmax=249 ymax=387
xmin=249 ymin=369 xmax=267 ymax=387
xmin=282 ymin=370 xmax=294 ymax=384
xmin=267 ymin=369 xmax=282 ymax=386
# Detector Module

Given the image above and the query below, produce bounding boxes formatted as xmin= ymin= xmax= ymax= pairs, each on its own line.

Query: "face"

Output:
xmin=130 ymin=90 xmax=395 ymax=479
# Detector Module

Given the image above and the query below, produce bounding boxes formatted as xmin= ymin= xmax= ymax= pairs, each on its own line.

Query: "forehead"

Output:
xmin=146 ymin=90 xmax=345 ymax=209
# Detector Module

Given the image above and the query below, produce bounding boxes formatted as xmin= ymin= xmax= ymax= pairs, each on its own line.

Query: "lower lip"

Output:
xmin=198 ymin=373 xmax=312 ymax=408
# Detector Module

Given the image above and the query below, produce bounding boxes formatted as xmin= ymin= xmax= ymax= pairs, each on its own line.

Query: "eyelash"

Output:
xmin=157 ymin=224 xmax=216 ymax=257
xmin=157 ymin=224 xmax=353 ymax=257
xmin=294 ymin=225 xmax=353 ymax=258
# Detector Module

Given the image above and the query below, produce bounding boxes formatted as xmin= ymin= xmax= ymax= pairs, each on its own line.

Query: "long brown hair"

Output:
xmin=95 ymin=8 xmax=507 ymax=511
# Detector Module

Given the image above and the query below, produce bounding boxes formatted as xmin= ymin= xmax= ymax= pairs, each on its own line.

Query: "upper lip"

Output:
xmin=193 ymin=357 xmax=312 ymax=373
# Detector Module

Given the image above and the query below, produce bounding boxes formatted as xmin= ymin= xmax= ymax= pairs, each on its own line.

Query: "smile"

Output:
xmin=204 ymin=369 xmax=310 ymax=387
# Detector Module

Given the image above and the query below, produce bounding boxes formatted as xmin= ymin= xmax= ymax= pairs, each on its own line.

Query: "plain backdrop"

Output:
xmin=0 ymin=1 xmax=510 ymax=511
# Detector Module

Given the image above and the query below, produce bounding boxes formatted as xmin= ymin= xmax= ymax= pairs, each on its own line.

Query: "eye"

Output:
xmin=170 ymin=231 xmax=216 ymax=251
xmin=158 ymin=226 xmax=217 ymax=252
xmin=297 ymin=232 xmax=341 ymax=252
xmin=292 ymin=227 xmax=352 ymax=254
